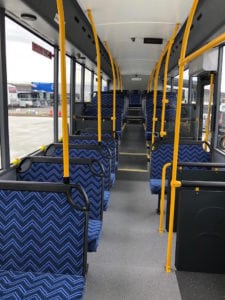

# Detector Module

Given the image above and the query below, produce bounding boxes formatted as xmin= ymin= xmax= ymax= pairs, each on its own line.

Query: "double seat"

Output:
xmin=0 ymin=181 xmax=88 ymax=299
xmin=149 ymin=140 xmax=211 ymax=196
xmin=43 ymin=143 xmax=112 ymax=211
xmin=17 ymin=156 xmax=104 ymax=252
xmin=69 ymin=135 xmax=117 ymax=185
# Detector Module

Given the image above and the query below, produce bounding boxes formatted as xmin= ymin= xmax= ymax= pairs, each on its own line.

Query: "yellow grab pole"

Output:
xmin=118 ymin=65 xmax=123 ymax=92
xmin=204 ymin=73 xmax=214 ymax=151
xmin=183 ymin=32 xmax=225 ymax=66
xmin=56 ymin=0 xmax=69 ymax=181
xmin=104 ymin=41 xmax=117 ymax=137
xmin=115 ymin=60 xmax=120 ymax=90
xmin=87 ymin=9 xmax=102 ymax=144
xmin=160 ymin=24 xmax=180 ymax=138
xmin=151 ymin=43 xmax=169 ymax=146
xmin=159 ymin=162 xmax=172 ymax=234
xmin=166 ymin=0 xmax=199 ymax=273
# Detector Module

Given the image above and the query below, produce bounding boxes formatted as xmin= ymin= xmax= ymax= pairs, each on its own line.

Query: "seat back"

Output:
xmin=150 ymin=141 xmax=211 ymax=193
xmin=69 ymin=135 xmax=117 ymax=173
xmin=44 ymin=143 xmax=111 ymax=191
xmin=17 ymin=156 xmax=104 ymax=220
xmin=0 ymin=181 xmax=88 ymax=276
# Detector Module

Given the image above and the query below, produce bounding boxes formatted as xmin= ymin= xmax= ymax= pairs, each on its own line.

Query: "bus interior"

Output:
xmin=0 ymin=0 xmax=225 ymax=299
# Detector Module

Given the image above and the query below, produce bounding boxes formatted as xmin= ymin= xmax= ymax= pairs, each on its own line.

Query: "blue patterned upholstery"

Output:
xmin=150 ymin=142 xmax=211 ymax=194
xmin=69 ymin=136 xmax=117 ymax=174
xmin=145 ymin=92 xmax=176 ymax=139
xmin=0 ymin=182 xmax=88 ymax=299
xmin=88 ymin=220 xmax=102 ymax=252
xmin=0 ymin=270 xmax=85 ymax=300
xmin=17 ymin=157 xmax=104 ymax=252
xmin=80 ymin=133 xmax=119 ymax=167
xmin=129 ymin=92 xmax=141 ymax=106
xmin=45 ymin=144 xmax=111 ymax=192
xmin=104 ymin=191 xmax=111 ymax=211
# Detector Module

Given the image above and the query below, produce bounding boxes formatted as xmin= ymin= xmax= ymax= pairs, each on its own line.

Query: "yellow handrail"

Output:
xmin=166 ymin=2 xmax=225 ymax=272
xmin=56 ymin=0 xmax=69 ymax=181
xmin=183 ymin=33 xmax=225 ymax=66
xmin=151 ymin=42 xmax=169 ymax=146
xmin=115 ymin=59 xmax=120 ymax=90
xmin=118 ymin=65 xmax=123 ymax=92
xmin=104 ymin=41 xmax=117 ymax=137
xmin=160 ymin=24 xmax=180 ymax=138
xmin=166 ymin=0 xmax=199 ymax=273
xmin=159 ymin=162 xmax=172 ymax=234
xmin=204 ymin=73 xmax=214 ymax=151
xmin=87 ymin=9 xmax=102 ymax=144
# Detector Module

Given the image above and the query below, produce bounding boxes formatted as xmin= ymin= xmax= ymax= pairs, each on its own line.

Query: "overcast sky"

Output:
xmin=5 ymin=17 xmax=71 ymax=84
xmin=5 ymin=17 xmax=225 ymax=93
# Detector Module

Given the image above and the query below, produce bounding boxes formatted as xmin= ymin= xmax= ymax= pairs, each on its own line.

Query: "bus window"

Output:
xmin=6 ymin=17 xmax=54 ymax=161
xmin=217 ymin=46 xmax=225 ymax=150
xmin=84 ymin=68 xmax=92 ymax=102
xmin=7 ymin=84 xmax=19 ymax=107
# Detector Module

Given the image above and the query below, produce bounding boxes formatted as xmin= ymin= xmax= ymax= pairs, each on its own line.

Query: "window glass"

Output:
xmin=58 ymin=55 xmax=70 ymax=139
xmin=84 ymin=68 xmax=91 ymax=102
xmin=94 ymin=74 xmax=98 ymax=92
xmin=202 ymin=84 xmax=212 ymax=143
xmin=6 ymin=17 xmax=54 ymax=161
xmin=217 ymin=47 xmax=225 ymax=150
xmin=102 ymin=79 xmax=107 ymax=91
xmin=75 ymin=62 xmax=82 ymax=102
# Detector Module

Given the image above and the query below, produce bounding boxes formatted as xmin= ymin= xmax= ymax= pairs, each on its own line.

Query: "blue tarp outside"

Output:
xmin=31 ymin=82 xmax=54 ymax=92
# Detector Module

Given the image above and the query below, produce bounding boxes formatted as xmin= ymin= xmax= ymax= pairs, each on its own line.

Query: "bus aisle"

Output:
xmin=84 ymin=123 xmax=181 ymax=300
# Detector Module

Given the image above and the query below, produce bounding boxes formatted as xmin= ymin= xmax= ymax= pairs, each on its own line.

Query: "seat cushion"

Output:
xmin=88 ymin=219 xmax=102 ymax=252
xmin=110 ymin=173 xmax=116 ymax=186
xmin=149 ymin=179 xmax=168 ymax=194
xmin=0 ymin=270 xmax=85 ymax=300
xmin=104 ymin=190 xmax=110 ymax=211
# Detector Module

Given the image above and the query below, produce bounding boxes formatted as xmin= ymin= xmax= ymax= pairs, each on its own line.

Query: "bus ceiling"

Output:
xmin=1 ymin=0 xmax=225 ymax=88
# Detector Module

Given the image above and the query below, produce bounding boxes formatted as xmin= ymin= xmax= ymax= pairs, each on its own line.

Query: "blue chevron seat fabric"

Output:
xmin=45 ymin=144 xmax=111 ymax=192
xmin=17 ymin=157 xmax=104 ymax=252
xmin=0 ymin=181 xmax=88 ymax=299
xmin=0 ymin=270 xmax=85 ymax=300
xmin=44 ymin=144 xmax=112 ymax=212
xmin=150 ymin=142 xmax=211 ymax=194
xmin=88 ymin=219 xmax=102 ymax=252
xmin=69 ymin=135 xmax=117 ymax=181
xmin=104 ymin=190 xmax=110 ymax=211
xmin=129 ymin=91 xmax=141 ymax=107
xmin=79 ymin=132 xmax=119 ymax=169
xmin=145 ymin=92 xmax=176 ymax=140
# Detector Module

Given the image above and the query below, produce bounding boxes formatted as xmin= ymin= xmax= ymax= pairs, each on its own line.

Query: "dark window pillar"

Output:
xmin=0 ymin=9 xmax=10 ymax=169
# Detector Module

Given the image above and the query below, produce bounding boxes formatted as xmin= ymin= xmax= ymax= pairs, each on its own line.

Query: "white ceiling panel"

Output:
xmin=77 ymin=0 xmax=193 ymax=89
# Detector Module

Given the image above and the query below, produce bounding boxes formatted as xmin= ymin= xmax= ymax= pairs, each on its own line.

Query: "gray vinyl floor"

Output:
xmin=84 ymin=179 xmax=181 ymax=300
xmin=84 ymin=123 xmax=181 ymax=300
xmin=84 ymin=123 xmax=225 ymax=300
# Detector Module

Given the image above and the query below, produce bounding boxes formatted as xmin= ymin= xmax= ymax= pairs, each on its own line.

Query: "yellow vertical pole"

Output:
xmin=56 ymin=0 xmax=69 ymax=182
xmin=160 ymin=23 xmax=180 ymax=138
xmin=87 ymin=9 xmax=102 ymax=144
xmin=118 ymin=65 xmax=123 ymax=92
xmin=151 ymin=43 xmax=169 ymax=146
xmin=204 ymin=73 xmax=214 ymax=151
xmin=104 ymin=41 xmax=116 ymax=137
xmin=115 ymin=60 xmax=120 ymax=90
xmin=159 ymin=162 xmax=172 ymax=233
xmin=166 ymin=0 xmax=199 ymax=273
